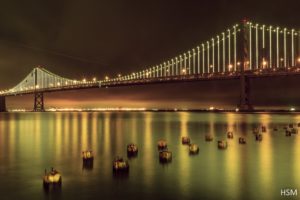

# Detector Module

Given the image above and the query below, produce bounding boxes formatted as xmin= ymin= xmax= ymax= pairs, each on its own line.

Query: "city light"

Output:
xmin=47 ymin=107 xmax=147 ymax=112
xmin=297 ymin=57 xmax=300 ymax=63
xmin=93 ymin=77 xmax=97 ymax=82
xmin=83 ymin=78 xmax=86 ymax=83
xmin=262 ymin=60 xmax=268 ymax=67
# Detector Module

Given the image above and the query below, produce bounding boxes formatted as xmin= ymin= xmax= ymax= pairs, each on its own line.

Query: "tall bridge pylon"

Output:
xmin=33 ymin=68 xmax=44 ymax=111
xmin=238 ymin=20 xmax=253 ymax=111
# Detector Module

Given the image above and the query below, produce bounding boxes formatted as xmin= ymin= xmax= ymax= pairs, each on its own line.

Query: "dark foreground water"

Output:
xmin=0 ymin=112 xmax=299 ymax=200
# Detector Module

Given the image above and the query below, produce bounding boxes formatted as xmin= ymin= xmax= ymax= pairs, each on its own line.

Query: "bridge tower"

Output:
xmin=33 ymin=68 xmax=45 ymax=112
xmin=34 ymin=92 xmax=44 ymax=112
xmin=0 ymin=96 xmax=6 ymax=112
xmin=238 ymin=20 xmax=253 ymax=111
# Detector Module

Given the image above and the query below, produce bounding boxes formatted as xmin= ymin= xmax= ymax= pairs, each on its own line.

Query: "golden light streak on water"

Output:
xmin=8 ymin=114 xmax=16 ymax=163
xmin=18 ymin=114 xmax=24 ymax=157
xmin=81 ymin=112 xmax=88 ymax=151
xmin=19 ymin=113 xmax=33 ymax=159
xmin=208 ymin=113 xmax=215 ymax=134
xmin=226 ymin=113 xmax=236 ymax=134
xmin=204 ymin=113 xmax=218 ymax=190
xmin=102 ymin=112 xmax=112 ymax=179
xmin=178 ymin=112 xmax=191 ymax=195
xmin=72 ymin=112 xmax=79 ymax=158
xmin=143 ymin=112 xmax=154 ymax=187
xmin=63 ymin=113 xmax=70 ymax=156
xmin=103 ymin=112 xmax=111 ymax=156
xmin=55 ymin=112 xmax=63 ymax=159
xmin=164 ymin=112 xmax=172 ymax=143
xmin=47 ymin=114 xmax=54 ymax=154
xmin=180 ymin=112 xmax=189 ymax=137
xmin=258 ymin=114 xmax=273 ymax=199
xmin=115 ymin=113 xmax=123 ymax=155
xmin=33 ymin=113 xmax=41 ymax=160
xmin=225 ymin=113 xmax=241 ymax=199
xmin=91 ymin=112 xmax=98 ymax=153
xmin=130 ymin=112 xmax=137 ymax=144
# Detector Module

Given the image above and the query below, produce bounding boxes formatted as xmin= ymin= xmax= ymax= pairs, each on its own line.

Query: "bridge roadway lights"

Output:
xmin=33 ymin=92 xmax=45 ymax=112
xmin=0 ymin=96 xmax=6 ymax=112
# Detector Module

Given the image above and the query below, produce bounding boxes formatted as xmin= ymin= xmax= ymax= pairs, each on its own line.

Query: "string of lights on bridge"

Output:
xmin=0 ymin=68 xmax=99 ymax=95
xmin=104 ymin=21 xmax=300 ymax=83
xmin=1 ymin=21 xmax=300 ymax=96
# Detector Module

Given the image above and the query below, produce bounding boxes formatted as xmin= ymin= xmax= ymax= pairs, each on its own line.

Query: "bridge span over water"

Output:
xmin=1 ymin=20 xmax=300 ymax=112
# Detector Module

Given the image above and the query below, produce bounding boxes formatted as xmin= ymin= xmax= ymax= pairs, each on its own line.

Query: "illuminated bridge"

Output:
xmin=1 ymin=20 xmax=300 ymax=112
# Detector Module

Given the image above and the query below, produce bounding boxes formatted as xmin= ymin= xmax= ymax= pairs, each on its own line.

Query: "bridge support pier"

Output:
xmin=0 ymin=96 xmax=6 ymax=112
xmin=33 ymin=92 xmax=45 ymax=112
xmin=238 ymin=74 xmax=253 ymax=111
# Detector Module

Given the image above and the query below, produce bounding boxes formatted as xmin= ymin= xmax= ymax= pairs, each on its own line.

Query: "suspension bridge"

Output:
xmin=0 ymin=20 xmax=300 ymax=112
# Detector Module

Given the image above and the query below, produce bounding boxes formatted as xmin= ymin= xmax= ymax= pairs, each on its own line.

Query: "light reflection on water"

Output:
xmin=0 ymin=112 xmax=299 ymax=199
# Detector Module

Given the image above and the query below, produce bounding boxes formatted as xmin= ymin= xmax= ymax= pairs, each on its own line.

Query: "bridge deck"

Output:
xmin=1 ymin=66 xmax=300 ymax=97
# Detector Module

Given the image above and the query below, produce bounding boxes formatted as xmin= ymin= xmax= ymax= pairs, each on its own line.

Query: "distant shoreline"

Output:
xmin=5 ymin=108 xmax=300 ymax=114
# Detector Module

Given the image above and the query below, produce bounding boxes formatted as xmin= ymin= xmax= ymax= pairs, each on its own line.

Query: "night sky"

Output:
xmin=1 ymin=0 xmax=300 ymax=109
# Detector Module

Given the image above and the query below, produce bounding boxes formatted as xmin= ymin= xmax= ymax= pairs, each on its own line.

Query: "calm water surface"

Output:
xmin=0 ymin=112 xmax=299 ymax=200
